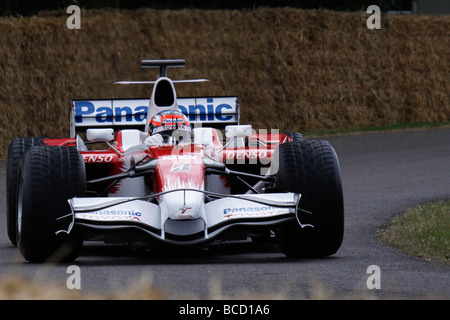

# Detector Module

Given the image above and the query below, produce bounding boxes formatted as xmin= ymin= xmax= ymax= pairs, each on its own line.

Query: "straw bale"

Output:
xmin=0 ymin=8 xmax=448 ymax=158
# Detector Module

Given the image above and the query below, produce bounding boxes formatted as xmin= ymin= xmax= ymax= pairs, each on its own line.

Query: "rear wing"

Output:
xmin=70 ymin=96 xmax=239 ymax=138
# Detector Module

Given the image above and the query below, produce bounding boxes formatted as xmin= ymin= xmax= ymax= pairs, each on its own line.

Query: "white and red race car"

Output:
xmin=6 ymin=60 xmax=344 ymax=262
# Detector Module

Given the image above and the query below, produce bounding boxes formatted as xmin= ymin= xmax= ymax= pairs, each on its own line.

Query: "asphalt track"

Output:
xmin=0 ymin=128 xmax=449 ymax=299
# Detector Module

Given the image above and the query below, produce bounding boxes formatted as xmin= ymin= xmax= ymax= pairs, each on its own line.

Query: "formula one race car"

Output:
xmin=6 ymin=60 xmax=344 ymax=262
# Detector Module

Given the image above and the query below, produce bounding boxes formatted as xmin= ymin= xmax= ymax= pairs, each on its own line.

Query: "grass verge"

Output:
xmin=378 ymin=200 xmax=450 ymax=265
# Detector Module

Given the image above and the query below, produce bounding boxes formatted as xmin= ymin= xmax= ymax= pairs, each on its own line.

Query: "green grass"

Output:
xmin=378 ymin=200 xmax=450 ymax=265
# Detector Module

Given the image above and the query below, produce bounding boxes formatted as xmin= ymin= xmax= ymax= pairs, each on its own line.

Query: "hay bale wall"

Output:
xmin=0 ymin=8 xmax=448 ymax=158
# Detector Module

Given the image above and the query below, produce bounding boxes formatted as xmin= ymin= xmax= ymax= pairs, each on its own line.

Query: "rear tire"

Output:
xmin=7 ymin=138 xmax=46 ymax=246
xmin=274 ymin=140 xmax=344 ymax=258
xmin=17 ymin=146 xmax=86 ymax=262
xmin=283 ymin=131 xmax=304 ymax=142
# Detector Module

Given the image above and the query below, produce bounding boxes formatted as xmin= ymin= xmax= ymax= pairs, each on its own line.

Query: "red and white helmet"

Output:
xmin=149 ymin=110 xmax=192 ymax=144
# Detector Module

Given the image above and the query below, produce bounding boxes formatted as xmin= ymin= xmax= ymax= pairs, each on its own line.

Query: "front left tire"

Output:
xmin=273 ymin=140 xmax=344 ymax=258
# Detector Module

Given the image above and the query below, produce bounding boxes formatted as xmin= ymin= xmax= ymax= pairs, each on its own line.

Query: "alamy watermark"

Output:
xmin=65 ymin=265 xmax=382 ymax=291
xmin=366 ymin=265 xmax=381 ymax=289
xmin=66 ymin=265 xmax=81 ymax=289
xmin=65 ymin=4 xmax=380 ymax=31
xmin=66 ymin=5 xmax=81 ymax=30
xmin=366 ymin=5 xmax=381 ymax=30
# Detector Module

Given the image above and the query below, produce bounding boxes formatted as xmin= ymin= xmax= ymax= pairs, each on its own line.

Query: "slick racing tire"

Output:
xmin=6 ymin=137 xmax=46 ymax=246
xmin=17 ymin=146 xmax=86 ymax=263
xmin=274 ymin=140 xmax=344 ymax=258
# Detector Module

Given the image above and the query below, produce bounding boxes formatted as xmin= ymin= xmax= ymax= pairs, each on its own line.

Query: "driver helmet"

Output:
xmin=149 ymin=110 xmax=192 ymax=145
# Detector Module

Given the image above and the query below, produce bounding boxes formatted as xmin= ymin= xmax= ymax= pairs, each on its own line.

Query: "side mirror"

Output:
xmin=86 ymin=128 xmax=114 ymax=142
xmin=225 ymin=125 xmax=252 ymax=148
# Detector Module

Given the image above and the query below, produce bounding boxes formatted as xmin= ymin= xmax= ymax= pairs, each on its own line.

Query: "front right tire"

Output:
xmin=17 ymin=146 xmax=86 ymax=263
